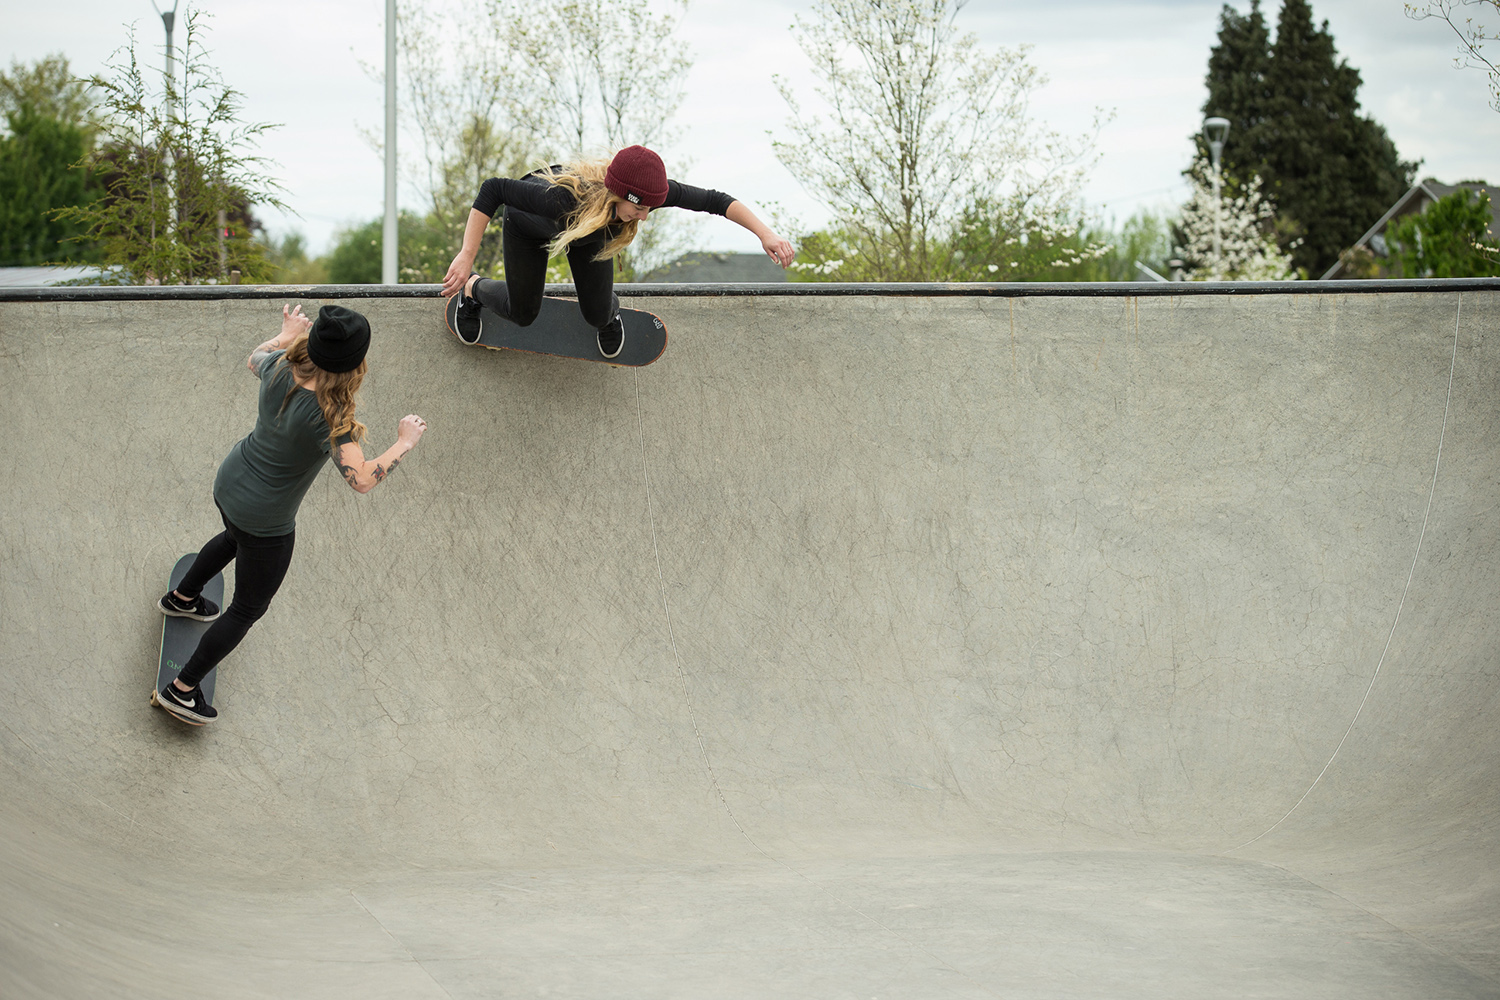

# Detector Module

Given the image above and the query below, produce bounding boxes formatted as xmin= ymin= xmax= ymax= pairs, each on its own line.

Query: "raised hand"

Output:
xmin=280 ymin=303 xmax=312 ymax=342
xmin=397 ymin=414 xmax=428 ymax=448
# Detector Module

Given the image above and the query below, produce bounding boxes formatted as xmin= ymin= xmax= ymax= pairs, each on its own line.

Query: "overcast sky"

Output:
xmin=8 ymin=0 xmax=1499 ymax=257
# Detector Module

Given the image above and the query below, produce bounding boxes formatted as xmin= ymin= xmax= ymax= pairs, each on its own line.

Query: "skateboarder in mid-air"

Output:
xmin=439 ymin=145 xmax=795 ymax=359
xmin=155 ymin=304 xmax=427 ymax=725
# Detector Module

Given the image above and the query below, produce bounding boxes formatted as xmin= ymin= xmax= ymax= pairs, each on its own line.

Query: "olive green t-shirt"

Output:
xmin=213 ymin=351 xmax=353 ymax=536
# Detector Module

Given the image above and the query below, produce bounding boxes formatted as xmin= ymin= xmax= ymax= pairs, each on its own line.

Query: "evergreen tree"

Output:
xmin=0 ymin=56 xmax=103 ymax=265
xmin=0 ymin=55 xmax=99 ymax=138
xmin=1202 ymin=0 xmax=1272 ymax=157
xmin=0 ymin=104 xmax=101 ymax=265
xmin=324 ymin=211 xmax=498 ymax=284
xmin=1201 ymin=0 xmax=1417 ymax=276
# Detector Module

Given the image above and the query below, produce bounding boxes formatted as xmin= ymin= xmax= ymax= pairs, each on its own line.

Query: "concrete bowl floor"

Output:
xmin=2 ymin=288 xmax=1497 ymax=998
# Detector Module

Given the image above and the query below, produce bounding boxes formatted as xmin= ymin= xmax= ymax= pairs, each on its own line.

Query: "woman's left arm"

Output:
xmin=725 ymin=201 xmax=795 ymax=268
xmin=247 ymin=304 xmax=313 ymax=373
xmin=333 ymin=415 xmax=427 ymax=494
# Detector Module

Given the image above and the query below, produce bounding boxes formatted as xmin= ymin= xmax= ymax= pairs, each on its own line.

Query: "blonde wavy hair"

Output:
xmin=537 ymin=158 xmax=641 ymax=261
xmin=276 ymin=336 xmax=368 ymax=453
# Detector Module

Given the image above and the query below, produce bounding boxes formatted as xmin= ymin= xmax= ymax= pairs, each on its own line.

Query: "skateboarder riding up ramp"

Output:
xmin=152 ymin=303 xmax=426 ymax=725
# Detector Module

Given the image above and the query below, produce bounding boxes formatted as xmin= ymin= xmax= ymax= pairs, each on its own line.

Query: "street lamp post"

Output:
xmin=151 ymin=0 xmax=179 ymax=98
xmin=1204 ymin=117 xmax=1230 ymax=271
xmin=151 ymin=1 xmax=181 ymax=282
xmin=383 ymin=0 xmax=398 ymax=285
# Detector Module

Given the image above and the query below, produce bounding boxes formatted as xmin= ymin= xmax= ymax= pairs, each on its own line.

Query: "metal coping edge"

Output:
xmin=1 ymin=278 xmax=1497 ymax=303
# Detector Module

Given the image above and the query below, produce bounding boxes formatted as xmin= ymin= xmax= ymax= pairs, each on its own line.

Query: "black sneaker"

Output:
xmin=156 ymin=683 xmax=218 ymax=724
xmin=455 ymin=284 xmax=483 ymax=345
xmin=597 ymin=315 xmax=624 ymax=359
xmin=159 ymin=591 xmax=220 ymax=621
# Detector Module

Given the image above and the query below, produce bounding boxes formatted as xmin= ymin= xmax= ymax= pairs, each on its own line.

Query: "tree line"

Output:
xmin=2 ymin=0 xmax=1495 ymax=283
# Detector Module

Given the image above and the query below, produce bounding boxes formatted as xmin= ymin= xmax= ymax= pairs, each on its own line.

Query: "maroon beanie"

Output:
xmin=604 ymin=146 xmax=669 ymax=208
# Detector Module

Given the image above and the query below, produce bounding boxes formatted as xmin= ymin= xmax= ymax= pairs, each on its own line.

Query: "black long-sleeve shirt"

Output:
xmin=473 ymin=171 xmax=736 ymax=243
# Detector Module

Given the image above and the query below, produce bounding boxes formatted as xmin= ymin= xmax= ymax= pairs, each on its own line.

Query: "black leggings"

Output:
xmin=172 ymin=506 xmax=295 ymax=688
xmin=470 ymin=215 xmax=619 ymax=330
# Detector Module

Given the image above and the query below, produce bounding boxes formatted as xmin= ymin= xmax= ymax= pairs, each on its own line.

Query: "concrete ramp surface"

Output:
xmin=1 ymin=286 xmax=1497 ymax=998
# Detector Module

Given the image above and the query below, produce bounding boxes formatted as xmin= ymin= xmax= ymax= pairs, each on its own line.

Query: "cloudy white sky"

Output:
xmin=8 ymin=0 xmax=1499 ymax=257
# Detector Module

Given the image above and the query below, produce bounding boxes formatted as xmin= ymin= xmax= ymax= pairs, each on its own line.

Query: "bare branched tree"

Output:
xmin=504 ymin=0 xmax=690 ymax=159
xmin=1407 ymin=0 xmax=1500 ymax=112
xmin=502 ymin=0 xmax=695 ymax=277
xmin=1405 ymin=1 xmax=1499 ymax=264
xmin=403 ymin=7 xmax=535 ymax=201
xmin=771 ymin=0 xmax=1102 ymax=281
xmin=369 ymin=0 xmax=695 ymax=280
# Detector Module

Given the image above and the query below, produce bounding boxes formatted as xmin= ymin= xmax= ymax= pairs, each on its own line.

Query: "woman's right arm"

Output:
xmin=441 ymin=209 xmax=493 ymax=297
xmin=334 ymin=415 xmax=427 ymax=494
xmin=247 ymin=304 xmax=312 ymax=373
xmin=441 ymin=177 xmax=577 ymax=296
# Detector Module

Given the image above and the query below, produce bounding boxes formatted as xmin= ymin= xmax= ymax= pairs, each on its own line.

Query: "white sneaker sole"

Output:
xmin=159 ymin=598 xmax=220 ymax=622
xmin=456 ymin=311 xmax=482 ymax=345
xmin=151 ymin=691 xmax=216 ymax=725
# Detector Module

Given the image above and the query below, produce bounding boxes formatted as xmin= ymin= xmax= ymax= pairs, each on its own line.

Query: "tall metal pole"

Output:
xmin=153 ymin=1 xmax=181 ymax=282
xmin=382 ymin=0 xmax=398 ymax=284
xmin=1211 ymin=163 xmax=1222 ymax=264
xmin=151 ymin=1 xmax=179 ymax=118
xmin=1204 ymin=117 xmax=1230 ymax=274
xmin=160 ymin=7 xmax=175 ymax=91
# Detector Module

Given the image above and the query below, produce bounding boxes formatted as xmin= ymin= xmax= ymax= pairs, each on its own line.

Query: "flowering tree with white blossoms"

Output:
xmin=1175 ymin=158 xmax=1298 ymax=281
xmin=772 ymin=0 xmax=1103 ymax=281
xmin=944 ymin=200 xmax=1113 ymax=280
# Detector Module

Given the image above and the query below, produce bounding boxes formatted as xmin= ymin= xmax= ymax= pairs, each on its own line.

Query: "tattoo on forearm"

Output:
xmin=372 ymin=457 xmax=401 ymax=484
xmin=335 ymin=450 xmax=401 ymax=490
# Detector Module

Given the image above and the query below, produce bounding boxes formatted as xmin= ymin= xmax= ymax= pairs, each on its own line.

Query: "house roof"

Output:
xmin=639 ymin=252 xmax=788 ymax=283
xmin=1319 ymin=178 xmax=1495 ymax=280
xmin=0 ymin=265 xmax=109 ymax=286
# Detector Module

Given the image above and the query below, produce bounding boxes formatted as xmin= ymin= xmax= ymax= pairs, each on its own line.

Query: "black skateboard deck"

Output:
xmin=444 ymin=293 xmax=667 ymax=367
xmin=151 ymin=553 xmax=226 ymax=725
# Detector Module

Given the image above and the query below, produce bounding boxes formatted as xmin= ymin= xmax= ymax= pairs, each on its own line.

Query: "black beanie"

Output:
xmin=307 ymin=306 xmax=370 ymax=373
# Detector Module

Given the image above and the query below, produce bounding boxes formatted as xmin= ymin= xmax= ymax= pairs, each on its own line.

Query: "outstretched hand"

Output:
xmin=762 ymin=233 xmax=795 ymax=268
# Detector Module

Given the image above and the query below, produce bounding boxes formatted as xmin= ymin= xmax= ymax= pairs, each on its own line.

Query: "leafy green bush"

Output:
xmin=1387 ymin=189 xmax=1500 ymax=278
